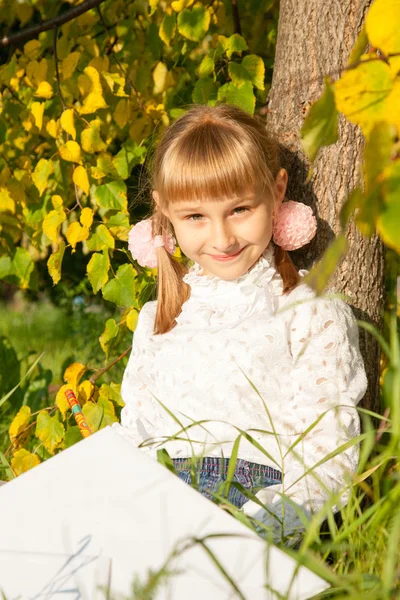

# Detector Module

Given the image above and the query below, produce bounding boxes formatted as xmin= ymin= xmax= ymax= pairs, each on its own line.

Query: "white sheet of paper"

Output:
xmin=0 ymin=427 xmax=330 ymax=599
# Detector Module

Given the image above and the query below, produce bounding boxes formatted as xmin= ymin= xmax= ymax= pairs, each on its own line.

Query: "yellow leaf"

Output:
xmin=56 ymin=383 xmax=72 ymax=419
xmin=153 ymin=61 xmax=168 ymax=95
xmin=66 ymin=221 xmax=89 ymax=250
xmin=46 ymin=118 xmax=59 ymax=138
xmin=77 ymin=66 xmax=108 ymax=115
xmin=126 ymin=308 xmax=139 ymax=332
xmin=334 ymin=56 xmax=392 ymax=135
xmin=43 ymin=207 xmax=67 ymax=243
xmin=80 ymin=206 xmax=93 ymax=228
xmin=52 ymin=195 xmax=63 ymax=209
xmin=35 ymin=81 xmax=53 ymax=99
xmin=26 ymin=58 xmax=48 ymax=87
xmin=47 ymin=241 xmax=65 ymax=285
xmin=59 ymin=140 xmax=82 ymax=163
xmin=32 ymin=158 xmax=53 ymax=195
xmin=11 ymin=448 xmax=40 ymax=476
xmin=24 ymin=39 xmax=42 ymax=59
xmin=64 ymin=362 xmax=87 ymax=386
xmin=0 ymin=187 xmax=15 ymax=213
xmin=114 ymin=99 xmax=130 ymax=129
xmin=15 ymin=3 xmax=34 ymax=26
xmin=60 ymin=108 xmax=76 ymax=140
xmin=171 ymin=0 xmax=195 ymax=11
xmin=81 ymin=121 xmax=107 ymax=153
xmin=73 ymin=165 xmax=90 ymax=195
xmin=78 ymin=380 xmax=94 ymax=405
xmin=385 ymin=80 xmax=400 ymax=135
xmin=88 ymin=56 xmax=109 ymax=72
xmin=31 ymin=101 xmax=44 ymax=130
xmin=366 ymin=0 xmax=400 ymax=55
xmin=61 ymin=51 xmax=81 ymax=81
xmin=9 ymin=406 xmax=31 ymax=448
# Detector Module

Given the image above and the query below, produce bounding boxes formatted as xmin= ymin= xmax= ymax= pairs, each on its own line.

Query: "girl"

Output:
xmin=114 ymin=103 xmax=367 ymax=545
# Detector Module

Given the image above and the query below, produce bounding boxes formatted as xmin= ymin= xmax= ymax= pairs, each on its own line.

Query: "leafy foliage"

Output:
xmin=0 ymin=0 xmax=278 ymax=472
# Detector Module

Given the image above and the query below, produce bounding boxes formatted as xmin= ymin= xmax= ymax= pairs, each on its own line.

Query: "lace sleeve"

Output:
xmin=242 ymin=295 xmax=368 ymax=543
xmin=112 ymin=301 xmax=160 ymax=451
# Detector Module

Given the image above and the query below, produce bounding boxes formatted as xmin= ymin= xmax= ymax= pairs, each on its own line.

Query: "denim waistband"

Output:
xmin=171 ymin=456 xmax=282 ymax=481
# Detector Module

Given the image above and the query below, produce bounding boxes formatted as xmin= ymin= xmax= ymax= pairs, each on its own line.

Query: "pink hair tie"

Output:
xmin=128 ymin=218 xmax=176 ymax=268
xmin=272 ymin=201 xmax=317 ymax=251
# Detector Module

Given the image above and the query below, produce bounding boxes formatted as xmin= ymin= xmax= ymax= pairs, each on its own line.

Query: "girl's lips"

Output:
xmin=210 ymin=247 xmax=245 ymax=261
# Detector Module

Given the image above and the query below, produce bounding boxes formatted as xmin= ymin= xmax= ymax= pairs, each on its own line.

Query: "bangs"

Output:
xmin=155 ymin=121 xmax=276 ymax=206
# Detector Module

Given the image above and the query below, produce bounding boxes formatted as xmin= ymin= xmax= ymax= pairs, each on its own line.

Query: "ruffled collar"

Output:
xmin=176 ymin=243 xmax=284 ymax=330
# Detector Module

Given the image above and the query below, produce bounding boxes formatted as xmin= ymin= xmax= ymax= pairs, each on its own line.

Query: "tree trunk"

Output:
xmin=267 ymin=0 xmax=384 ymax=415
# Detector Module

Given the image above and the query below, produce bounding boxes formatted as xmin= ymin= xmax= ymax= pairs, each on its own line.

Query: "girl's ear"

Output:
xmin=273 ymin=169 xmax=288 ymax=216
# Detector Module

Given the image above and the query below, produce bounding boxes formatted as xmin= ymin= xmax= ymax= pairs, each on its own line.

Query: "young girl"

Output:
xmin=114 ymin=103 xmax=367 ymax=544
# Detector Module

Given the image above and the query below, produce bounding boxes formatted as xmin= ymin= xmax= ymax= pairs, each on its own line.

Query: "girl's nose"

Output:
xmin=211 ymin=221 xmax=236 ymax=252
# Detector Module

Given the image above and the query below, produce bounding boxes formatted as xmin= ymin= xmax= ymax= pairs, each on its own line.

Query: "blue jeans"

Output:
xmin=172 ymin=457 xmax=282 ymax=508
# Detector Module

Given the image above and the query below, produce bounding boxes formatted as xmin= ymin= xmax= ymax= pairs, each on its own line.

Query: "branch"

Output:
xmin=90 ymin=345 xmax=132 ymax=385
xmin=230 ymin=0 xmax=242 ymax=36
xmin=1 ymin=0 xmax=106 ymax=48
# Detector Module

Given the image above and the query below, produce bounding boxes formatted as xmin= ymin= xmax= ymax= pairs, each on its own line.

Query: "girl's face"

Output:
xmin=156 ymin=169 xmax=287 ymax=281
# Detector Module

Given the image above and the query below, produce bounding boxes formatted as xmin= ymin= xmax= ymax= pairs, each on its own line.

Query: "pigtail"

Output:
xmin=152 ymin=209 xmax=190 ymax=334
xmin=274 ymin=244 xmax=301 ymax=294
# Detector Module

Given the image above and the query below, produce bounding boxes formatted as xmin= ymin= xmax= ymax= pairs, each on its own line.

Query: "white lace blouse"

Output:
xmin=114 ymin=243 xmax=367 ymax=542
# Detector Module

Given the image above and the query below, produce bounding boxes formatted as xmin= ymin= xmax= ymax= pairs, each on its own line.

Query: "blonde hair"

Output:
xmin=147 ymin=104 xmax=300 ymax=334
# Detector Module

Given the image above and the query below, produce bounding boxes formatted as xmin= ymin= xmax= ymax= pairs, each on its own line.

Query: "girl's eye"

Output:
xmin=186 ymin=214 xmax=204 ymax=221
xmin=232 ymin=206 xmax=249 ymax=214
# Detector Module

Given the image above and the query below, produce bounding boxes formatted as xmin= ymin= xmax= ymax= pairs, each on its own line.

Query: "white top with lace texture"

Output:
xmin=113 ymin=243 xmax=368 ymax=541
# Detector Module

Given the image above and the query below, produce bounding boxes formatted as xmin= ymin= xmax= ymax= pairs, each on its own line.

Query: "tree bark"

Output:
xmin=267 ymin=0 xmax=384 ymax=415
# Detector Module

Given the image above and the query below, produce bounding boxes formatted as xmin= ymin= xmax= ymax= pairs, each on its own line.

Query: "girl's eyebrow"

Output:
xmin=173 ymin=197 xmax=257 ymax=214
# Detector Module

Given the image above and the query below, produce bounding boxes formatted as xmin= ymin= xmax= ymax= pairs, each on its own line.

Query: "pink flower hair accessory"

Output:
xmin=128 ymin=218 xmax=176 ymax=268
xmin=272 ymin=201 xmax=317 ymax=251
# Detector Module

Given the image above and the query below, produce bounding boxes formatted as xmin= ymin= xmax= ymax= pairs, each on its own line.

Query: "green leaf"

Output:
xmin=102 ymin=263 xmax=136 ymax=307
xmin=35 ymin=411 xmax=65 ymax=454
xmin=99 ymin=318 xmax=119 ymax=357
xmin=217 ymin=81 xmax=256 ymax=115
xmin=0 ymin=117 xmax=6 ymax=144
xmin=377 ymin=160 xmax=400 ymax=252
xmin=229 ymin=55 xmax=265 ymax=90
xmin=83 ymin=396 xmax=117 ymax=432
xmin=198 ymin=55 xmax=215 ymax=79
xmin=112 ymin=141 xmax=147 ymax=180
xmin=364 ymin=122 xmax=395 ymax=192
xmin=159 ymin=13 xmax=176 ymax=46
xmin=301 ymin=79 xmax=338 ymax=162
xmin=87 ymin=249 xmax=110 ymax=293
xmin=0 ymin=256 xmax=11 ymax=280
xmin=347 ymin=25 xmax=368 ymax=66
xmin=86 ymin=224 xmax=115 ymax=251
xmin=95 ymin=181 xmax=128 ymax=212
xmin=99 ymin=382 xmax=124 ymax=407
xmin=303 ymin=234 xmax=348 ymax=295
xmin=178 ymin=5 xmax=211 ymax=42
xmin=12 ymin=247 xmax=35 ymax=289
xmin=106 ymin=212 xmax=130 ymax=241
xmin=226 ymin=34 xmax=248 ymax=59
xmin=192 ymin=79 xmax=219 ymax=105
xmin=366 ymin=0 xmax=400 ymax=55
xmin=64 ymin=426 xmax=82 ymax=448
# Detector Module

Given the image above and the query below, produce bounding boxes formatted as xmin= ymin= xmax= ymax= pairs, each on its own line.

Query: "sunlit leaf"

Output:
xmin=11 ymin=448 xmax=40 ymax=476
xmin=126 ymin=308 xmax=139 ymax=332
xmin=60 ymin=109 xmax=76 ymax=140
xmin=55 ymin=383 xmax=72 ymax=419
xmin=87 ymin=249 xmax=110 ymax=293
xmin=192 ymin=78 xmax=219 ymax=104
xmin=86 ymin=224 xmax=115 ymax=251
xmin=47 ymin=241 xmax=65 ymax=285
xmin=61 ymin=51 xmax=81 ymax=81
xmin=32 ymin=158 xmax=53 ymax=195
xmin=301 ymin=79 xmax=338 ymax=162
xmin=30 ymin=101 xmax=44 ymax=130
xmin=303 ymin=234 xmax=348 ymax=295
xmin=11 ymin=247 xmax=35 ymax=289
xmin=64 ymin=362 xmax=87 ymax=386
xmin=35 ymin=411 xmax=65 ymax=454
xmin=83 ymin=396 xmax=117 ymax=431
xmin=81 ymin=121 xmax=107 ymax=153
xmin=80 ymin=206 xmax=93 ymax=229
xmin=99 ymin=318 xmax=119 ymax=357
xmin=153 ymin=61 xmax=168 ymax=95
xmin=112 ymin=141 xmax=147 ymax=179
xmin=178 ymin=5 xmax=211 ymax=42
xmin=77 ymin=66 xmax=108 ymax=114
xmin=65 ymin=221 xmax=89 ymax=250
xmin=59 ymin=140 xmax=82 ymax=163
xmin=226 ymin=34 xmax=248 ymax=59
xmin=366 ymin=0 xmax=400 ymax=55
xmin=217 ymin=81 xmax=255 ymax=115
xmin=73 ymin=165 xmax=90 ymax=195
xmin=102 ymin=263 xmax=136 ymax=307
xmin=94 ymin=181 xmax=128 ymax=212
xmin=0 ymin=187 xmax=15 ymax=214
xmin=159 ymin=13 xmax=176 ymax=46
xmin=377 ymin=160 xmax=400 ymax=252
xmin=35 ymin=81 xmax=53 ymax=99
xmin=9 ymin=406 xmax=31 ymax=448
xmin=24 ymin=40 xmax=42 ymax=60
